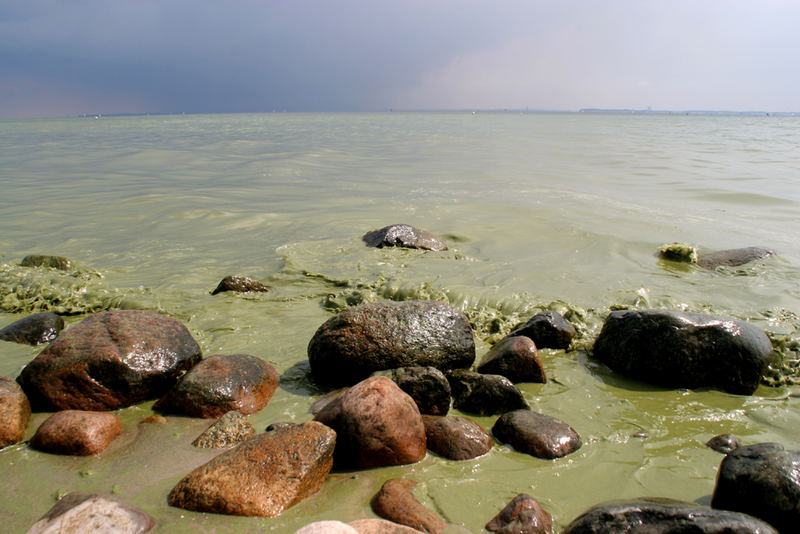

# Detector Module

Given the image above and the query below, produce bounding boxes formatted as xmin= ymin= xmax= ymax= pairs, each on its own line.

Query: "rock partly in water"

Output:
xmin=192 ymin=411 xmax=256 ymax=448
xmin=313 ymin=376 xmax=426 ymax=468
xmin=362 ymin=224 xmax=448 ymax=251
xmin=169 ymin=422 xmax=336 ymax=517
xmin=371 ymin=478 xmax=448 ymax=534
xmin=712 ymin=442 xmax=800 ymax=533
xmin=492 ymin=409 xmax=581 ymax=460
xmin=294 ymin=521 xmax=358 ymax=534
xmin=388 ymin=366 xmax=451 ymax=416
xmin=508 ymin=311 xmax=576 ymax=350
xmin=30 ymin=410 xmax=123 ymax=456
xmin=20 ymin=255 xmax=74 ymax=271
xmin=477 ymin=336 xmax=546 ymax=384
xmin=210 ymin=275 xmax=269 ymax=295
xmin=706 ymin=433 xmax=742 ymax=454
xmin=154 ymin=353 xmax=278 ymax=418
xmin=308 ymin=300 xmax=475 ymax=386
xmin=485 ymin=493 xmax=553 ymax=534
xmin=447 ymin=369 xmax=529 ymax=415
xmin=348 ymin=519 xmax=423 ymax=533
xmin=17 ymin=310 xmax=202 ymax=411
xmin=0 ymin=376 xmax=31 ymax=448
xmin=423 ymin=414 xmax=493 ymax=461
xmin=592 ymin=309 xmax=772 ymax=395
xmin=563 ymin=497 xmax=779 ymax=534
xmin=698 ymin=247 xmax=774 ymax=269
xmin=0 ymin=312 xmax=64 ymax=346
xmin=25 ymin=492 xmax=156 ymax=534
xmin=657 ymin=243 xmax=699 ymax=263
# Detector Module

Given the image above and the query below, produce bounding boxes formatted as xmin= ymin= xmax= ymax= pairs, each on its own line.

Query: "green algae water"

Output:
xmin=2 ymin=112 xmax=800 ymax=532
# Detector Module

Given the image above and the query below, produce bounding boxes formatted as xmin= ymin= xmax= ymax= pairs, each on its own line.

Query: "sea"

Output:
xmin=1 ymin=112 xmax=799 ymax=532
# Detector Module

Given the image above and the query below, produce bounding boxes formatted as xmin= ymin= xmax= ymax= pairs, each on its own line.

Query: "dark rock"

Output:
xmin=313 ymin=376 xmax=426 ymax=468
xmin=154 ymin=353 xmax=278 ymax=418
xmin=26 ymin=492 xmax=156 ymax=533
xmin=563 ymin=497 xmax=778 ymax=534
xmin=17 ymin=310 xmax=202 ymax=411
xmin=308 ymin=300 xmax=475 ymax=386
xmin=423 ymin=415 xmax=493 ymax=460
xmin=0 ymin=376 xmax=30 ymax=448
xmin=698 ymin=247 xmax=774 ymax=269
xmin=211 ymin=275 xmax=269 ymax=295
xmin=348 ymin=519 xmax=422 ymax=533
xmin=389 ymin=366 xmax=451 ymax=415
xmin=371 ymin=478 xmax=448 ymax=534
xmin=447 ymin=369 xmax=529 ymax=415
xmin=508 ymin=311 xmax=576 ymax=350
xmin=706 ymin=433 xmax=741 ymax=454
xmin=486 ymin=493 xmax=553 ymax=534
xmin=20 ymin=255 xmax=73 ymax=271
xmin=477 ymin=336 xmax=546 ymax=383
xmin=266 ymin=422 xmax=296 ymax=433
xmin=712 ymin=442 xmax=800 ymax=533
xmin=0 ymin=312 xmax=64 ymax=346
xmin=592 ymin=309 xmax=772 ymax=395
xmin=192 ymin=411 xmax=255 ymax=448
xmin=362 ymin=224 xmax=448 ymax=251
xmin=168 ymin=421 xmax=335 ymax=517
xmin=30 ymin=410 xmax=123 ymax=456
xmin=492 ymin=409 xmax=581 ymax=460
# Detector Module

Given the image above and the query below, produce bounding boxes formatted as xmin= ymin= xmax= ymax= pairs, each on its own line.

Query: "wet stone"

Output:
xmin=371 ymin=478 xmax=448 ymax=534
xmin=0 ymin=376 xmax=31 ymax=449
xmin=211 ymin=275 xmax=269 ymax=295
xmin=0 ymin=312 xmax=64 ymax=346
xmin=477 ymin=336 xmax=546 ymax=384
xmin=348 ymin=519 xmax=423 ymax=533
xmin=447 ymin=369 xmax=529 ymax=415
xmin=423 ymin=414 xmax=493 ymax=461
xmin=706 ymin=433 xmax=742 ymax=454
xmin=697 ymin=246 xmax=774 ymax=269
xmin=492 ymin=409 xmax=581 ymax=460
xmin=294 ymin=521 xmax=358 ymax=534
xmin=388 ymin=366 xmax=451 ymax=415
xmin=508 ymin=311 xmax=576 ymax=350
xmin=30 ymin=410 xmax=123 ymax=456
xmin=25 ymin=492 xmax=156 ymax=534
xmin=20 ymin=255 xmax=74 ymax=271
xmin=362 ymin=224 xmax=448 ymax=251
xmin=486 ymin=493 xmax=553 ymax=534
xmin=192 ymin=411 xmax=255 ymax=448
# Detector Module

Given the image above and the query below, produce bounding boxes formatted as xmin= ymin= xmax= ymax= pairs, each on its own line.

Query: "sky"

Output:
xmin=1 ymin=1 xmax=799 ymax=118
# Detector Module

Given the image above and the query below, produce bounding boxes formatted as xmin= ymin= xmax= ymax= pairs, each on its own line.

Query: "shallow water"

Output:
xmin=1 ymin=112 xmax=800 ymax=532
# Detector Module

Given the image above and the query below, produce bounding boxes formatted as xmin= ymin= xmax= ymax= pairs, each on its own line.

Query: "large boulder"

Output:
xmin=492 ymin=409 xmax=581 ymax=460
xmin=508 ymin=311 xmax=576 ymax=350
xmin=17 ymin=310 xmax=202 ymax=411
xmin=477 ymin=336 xmax=546 ymax=384
xmin=25 ymin=492 xmax=155 ymax=534
xmin=423 ymin=415 xmax=493 ymax=461
xmin=712 ymin=442 xmax=800 ymax=533
xmin=447 ymin=369 xmax=529 ymax=415
xmin=563 ymin=497 xmax=778 ymax=533
xmin=486 ymin=493 xmax=553 ymax=534
xmin=313 ymin=376 xmax=426 ymax=468
xmin=0 ymin=312 xmax=64 ymax=346
xmin=592 ymin=310 xmax=772 ymax=395
xmin=362 ymin=224 xmax=448 ymax=251
xmin=308 ymin=300 xmax=475 ymax=386
xmin=30 ymin=410 xmax=123 ymax=456
xmin=387 ymin=366 xmax=451 ymax=415
xmin=154 ymin=354 xmax=278 ymax=418
xmin=371 ymin=478 xmax=448 ymax=534
xmin=168 ymin=422 xmax=335 ymax=517
xmin=0 ymin=376 xmax=30 ymax=448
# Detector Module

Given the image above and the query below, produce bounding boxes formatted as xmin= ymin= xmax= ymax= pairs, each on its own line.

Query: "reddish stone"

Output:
xmin=371 ymin=478 xmax=447 ymax=534
xmin=477 ymin=336 xmax=546 ymax=384
xmin=423 ymin=415 xmax=493 ymax=461
xmin=168 ymin=421 xmax=335 ymax=517
xmin=0 ymin=312 xmax=64 ymax=346
xmin=492 ymin=410 xmax=581 ymax=460
xmin=486 ymin=493 xmax=553 ymax=534
xmin=154 ymin=354 xmax=278 ymax=418
xmin=314 ymin=376 xmax=426 ymax=468
xmin=31 ymin=410 xmax=123 ymax=455
xmin=0 ymin=376 xmax=30 ymax=448
xmin=349 ymin=518 xmax=423 ymax=533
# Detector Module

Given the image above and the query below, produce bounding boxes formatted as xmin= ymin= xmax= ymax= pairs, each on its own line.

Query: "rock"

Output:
xmin=423 ymin=415 xmax=493 ymax=460
xmin=169 ymin=421 xmax=335 ymax=517
xmin=25 ymin=492 xmax=156 ymax=533
xmin=446 ymin=369 xmax=529 ymax=415
xmin=477 ymin=336 xmax=546 ymax=383
xmin=139 ymin=414 xmax=167 ymax=424
xmin=371 ymin=478 xmax=448 ymax=534
xmin=294 ymin=521 xmax=358 ymax=534
xmin=0 ymin=376 xmax=31 ymax=448
xmin=362 ymin=224 xmax=448 ymax=251
xmin=30 ymin=410 xmax=123 ymax=456
xmin=192 ymin=411 xmax=255 ymax=448
xmin=154 ymin=353 xmax=278 ymax=418
xmin=17 ymin=310 xmax=202 ymax=411
xmin=388 ymin=366 xmax=451 ymax=415
xmin=348 ymin=519 xmax=422 ymax=533
xmin=592 ymin=309 xmax=772 ymax=395
xmin=308 ymin=300 xmax=475 ymax=386
xmin=486 ymin=493 xmax=553 ymax=534
xmin=20 ymin=255 xmax=74 ymax=271
xmin=492 ymin=409 xmax=581 ymax=460
xmin=698 ymin=247 xmax=774 ymax=269
xmin=508 ymin=311 xmax=576 ymax=350
xmin=706 ymin=434 xmax=741 ymax=454
xmin=313 ymin=376 xmax=426 ymax=468
xmin=0 ymin=312 xmax=64 ymax=346
xmin=712 ymin=442 xmax=800 ymax=533
xmin=563 ymin=497 xmax=778 ymax=534
xmin=211 ymin=275 xmax=269 ymax=295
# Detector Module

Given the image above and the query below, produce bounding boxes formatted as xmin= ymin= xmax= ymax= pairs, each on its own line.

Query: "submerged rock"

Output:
xmin=592 ymin=309 xmax=772 ymax=395
xmin=192 ymin=411 xmax=255 ymax=448
xmin=210 ymin=275 xmax=269 ymax=295
xmin=30 ymin=410 xmax=123 ymax=456
xmin=423 ymin=414 xmax=493 ymax=460
xmin=387 ymin=366 xmax=451 ymax=415
xmin=17 ymin=310 xmax=202 ymax=411
xmin=508 ymin=311 xmax=576 ymax=350
xmin=308 ymin=300 xmax=475 ymax=386
xmin=447 ymin=369 xmax=529 ymax=415
xmin=706 ymin=433 xmax=742 ymax=454
xmin=362 ymin=224 xmax=448 ymax=251
xmin=0 ymin=376 xmax=30 ymax=449
xmin=477 ymin=336 xmax=546 ymax=384
xmin=20 ymin=255 xmax=74 ymax=271
xmin=486 ymin=493 xmax=553 ymax=534
xmin=698 ymin=247 xmax=774 ymax=269
xmin=371 ymin=478 xmax=448 ymax=534
xmin=0 ymin=312 xmax=64 ymax=346
xmin=492 ymin=409 xmax=581 ymax=460
xmin=25 ymin=492 xmax=156 ymax=534
xmin=168 ymin=422 xmax=335 ymax=517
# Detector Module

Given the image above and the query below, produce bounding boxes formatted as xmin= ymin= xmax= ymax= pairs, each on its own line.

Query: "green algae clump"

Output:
xmin=658 ymin=243 xmax=698 ymax=263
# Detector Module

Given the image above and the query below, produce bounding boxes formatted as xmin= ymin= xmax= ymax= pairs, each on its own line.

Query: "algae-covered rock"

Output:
xmin=658 ymin=242 xmax=699 ymax=263
xmin=211 ymin=275 xmax=269 ymax=295
xmin=20 ymin=255 xmax=74 ymax=271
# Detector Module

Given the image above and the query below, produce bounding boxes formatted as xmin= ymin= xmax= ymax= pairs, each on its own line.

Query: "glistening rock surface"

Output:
xmin=362 ymin=224 xmax=448 ymax=251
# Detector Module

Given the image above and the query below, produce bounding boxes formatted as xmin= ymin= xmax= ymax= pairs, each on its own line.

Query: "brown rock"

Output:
xmin=706 ymin=433 xmax=741 ymax=454
xmin=362 ymin=224 xmax=448 ymax=251
xmin=192 ymin=411 xmax=255 ymax=448
xmin=30 ymin=410 xmax=123 ymax=455
xmin=423 ymin=415 xmax=493 ymax=461
xmin=349 ymin=519 xmax=422 ymax=533
xmin=0 ymin=376 xmax=31 ymax=448
xmin=492 ymin=409 xmax=581 ymax=460
xmin=139 ymin=414 xmax=167 ymax=424
xmin=477 ymin=336 xmax=546 ymax=383
xmin=154 ymin=354 xmax=278 ymax=418
xmin=17 ymin=310 xmax=202 ymax=411
xmin=168 ymin=421 xmax=335 ymax=517
xmin=486 ymin=493 xmax=553 ymax=534
xmin=447 ymin=369 xmax=529 ymax=415
xmin=509 ymin=311 xmax=576 ymax=350
xmin=389 ymin=366 xmax=451 ymax=415
xmin=211 ymin=275 xmax=269 ymax=295
xmin=314 ymin=376 xmax=426 ymax=468
xmin=371 ymin=478 xmax=448 ymax=534
xmin=0 ymin=312 xmax=64 ymax=346
xmin=25 ymin=492 xmax=155 ymax=533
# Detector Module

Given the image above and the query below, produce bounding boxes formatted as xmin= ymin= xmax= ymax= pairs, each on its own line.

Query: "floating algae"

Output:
xmin=657 ymin=243 xmax=699 ymax=264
